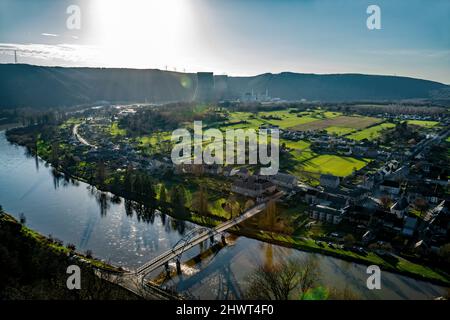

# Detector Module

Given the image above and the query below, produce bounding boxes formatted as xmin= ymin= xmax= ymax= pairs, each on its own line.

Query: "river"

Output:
xmin=0 ymin=130 xmax=447 ymax=299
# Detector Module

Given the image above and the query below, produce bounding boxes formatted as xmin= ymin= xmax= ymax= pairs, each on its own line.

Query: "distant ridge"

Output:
xmin=0 ymin=64 xmax=448 ymax=108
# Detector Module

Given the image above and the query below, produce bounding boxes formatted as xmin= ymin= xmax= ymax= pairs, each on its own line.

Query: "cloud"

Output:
xmin=362 ymin=49 xmax=450 ymax=59
xmin=41 ymin=33 xmax=59 ymax=37
xmin=0 ymin=43 xmax=100 ymax=64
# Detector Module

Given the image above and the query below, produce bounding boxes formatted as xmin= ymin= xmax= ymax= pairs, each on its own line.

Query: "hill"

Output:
xmin=0 ymin=64 xmax=448 ymax=108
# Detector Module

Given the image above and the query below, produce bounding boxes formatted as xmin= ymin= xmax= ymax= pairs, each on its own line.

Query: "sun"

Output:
xmin=91 ymin=0 xmax=190 ymax=68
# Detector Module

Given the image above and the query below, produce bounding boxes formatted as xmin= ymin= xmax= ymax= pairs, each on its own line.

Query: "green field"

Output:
xmin=282 ymin=139 xmax=311 ymax=151
xmin=138 ymin=132 xmax=171 ymax=145
xmin=347 ymin=123 xmax=395 ymax=141
xmin=300 ymin=155 xmax=370 ymax=176
xmin=325 ymin=126 xmax=356 ymax=136
xmin=110 ymin=122 xmax=126 ymax=136
xmin=282 ymin=139 xmax=316 ymax=163
xmin=406 ymin=120 xmax=439 ymax=128
xmin=282 ymin=138 xmax=370 ymax=181
xmin=258 ymin=109 xmax=320 ymax=128
xmin=134 ymin=109 xmax=373 ymax=184
xmin=289 ymin=115 xmax=381 ymax=132
xmin=223 ymin=110 xmax=344 ymax=131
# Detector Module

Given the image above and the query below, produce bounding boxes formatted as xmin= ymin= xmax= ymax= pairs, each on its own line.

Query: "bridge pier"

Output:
xmin=221 ymin=234 xmax=226 ymax=245
xmin=176 ymin=259 xmax=181 ymax=275
xmin=210 ymin=235 xmax=215 ymax=245
xmin=164 ymin=261 xmax=171 ymax=278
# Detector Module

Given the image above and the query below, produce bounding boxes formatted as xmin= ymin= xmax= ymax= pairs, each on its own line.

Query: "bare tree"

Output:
xmin=379 ymin=195 xmax=392 ymax=210
xmin=414 ymin=198 xmax=429 ymax=217
xmin=258 ymin=200 xmax=277 ymax=231
xmin=192 ymin=186 xmax=209 ymax=217
xmin=245 ymin=257 xmax=320 ymax=300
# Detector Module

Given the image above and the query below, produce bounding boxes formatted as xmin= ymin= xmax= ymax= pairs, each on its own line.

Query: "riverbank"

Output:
xmin=0 ymin=211 xmax=142 ymax=299
xmin=4 ymin=128 xmax=450 ymax=288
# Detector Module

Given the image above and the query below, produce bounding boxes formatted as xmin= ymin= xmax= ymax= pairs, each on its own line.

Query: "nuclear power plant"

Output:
xmin=195 ymin=72 xmax=215 ymax=102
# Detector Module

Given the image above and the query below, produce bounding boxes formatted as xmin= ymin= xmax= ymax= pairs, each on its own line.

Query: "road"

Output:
xmin=73 ymin=123 xmax=96 ymax=148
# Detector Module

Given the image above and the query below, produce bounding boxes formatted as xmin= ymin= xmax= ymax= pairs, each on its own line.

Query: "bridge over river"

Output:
xmin=135 ymin=191 xmax=284 ymax=278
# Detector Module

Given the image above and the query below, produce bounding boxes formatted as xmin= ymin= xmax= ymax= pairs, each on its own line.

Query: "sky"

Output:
xmin=0 ymin=0 xmax=449 ymax=84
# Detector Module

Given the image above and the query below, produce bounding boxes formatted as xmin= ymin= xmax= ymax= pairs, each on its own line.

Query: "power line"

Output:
xmin=0 ymin=49 xmax=19 ymax=63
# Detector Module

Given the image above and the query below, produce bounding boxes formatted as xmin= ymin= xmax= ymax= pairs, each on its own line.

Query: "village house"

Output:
xmin=231 ymin=176 xmax=276 ymax=198
xmin=390 ymin=197 xmax=409 ymax=219
xmin=222 ymin=165 xmax=234 ymax=177
xmin=320 ymin=174 xmax=340 ymax=189
xmin=406 ymin=182 xmax=444 ymax=205
xmin=386 ymin=165 xmax=410 ymax=181
xmin=362 ymin=230 xmax=376 ymax=245
xmin=372 ymin=210 xmax=403 ymax=233
xmin=236 ymin=167 xmax=250 ymax=179
xmin=304 ymin=189 xmax=318 ymax=204
xmin=260 ymin=172 xmax=298 ymax=189
xmin=360 ymin=174 xmax=375 ymax=190
xmin=379 ymin=180 xmax=401 ymax=195
xmin=309 ymin=204 xmax=346 ymax=224
xmin=204 ymin=164 xmax=223 ymax=175
xmin=175 ymin=163 xmax=204 ymax=175
xmin=315 ymin=192 xmax=349 ymax=209
xmin=422 ymin=200 xmax=450 ymax=237
xmin=352 ymin=145 xmax=368 ymax=156
xmin=402 ymin=216 xmax=418 ymax=237
xmin=345 ymin=205 xmax=373 ymax=226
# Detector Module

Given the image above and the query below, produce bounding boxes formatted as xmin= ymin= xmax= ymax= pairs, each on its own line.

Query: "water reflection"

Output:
xmin=50 ymin=168 xmax=79 ymax=190
xmin=169 ymin=217 xmax=187 ymax=236
xmin=35 ymin=154 xmax=39 ymax=171
xmin=51 ymin=168 xmax=63 ymax=189
xmin=96 ymin=192 xmax=110 ymax=217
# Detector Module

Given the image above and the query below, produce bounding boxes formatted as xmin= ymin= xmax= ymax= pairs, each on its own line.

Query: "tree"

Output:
xmin=259 ymin=200 xmax=277 ymax=231
xmin=245 ymin=257 xmax=320 ymax=300
xmin=343 ymin=234 xmax=356 ymax=246
xmin=222 ymin=195 xmax=239 ymax=219
xmin=244 ymin=199 xmax=255 ymax=211
xmin=379 ymin=195 xmax=392 ymax=210
xmin=85 ymin=249 xmax=93 ymax=259
xmin=142 ymin=175 xmax=156 ymax=207
xmin=414 ymin=198 xmax=429 ymax=217
xmin=192 ymin=186 xmax=209 ymax=217
xmin=170 ymin=185 xmax=187 ymax=218
xmin=159 ymin=185 xmax=168 ymax=209
xmin=50 ymin=141 xmax=59 ymax=166
xmin=123 ymin=165 xmax=135 ymax=193
xmin=439 ymin=244 xmax=450 ymax=264
xmin=19 ymin=213 xmax=26 ymax=224
xmin=95 ymin=161 xmax=107 ymax=187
